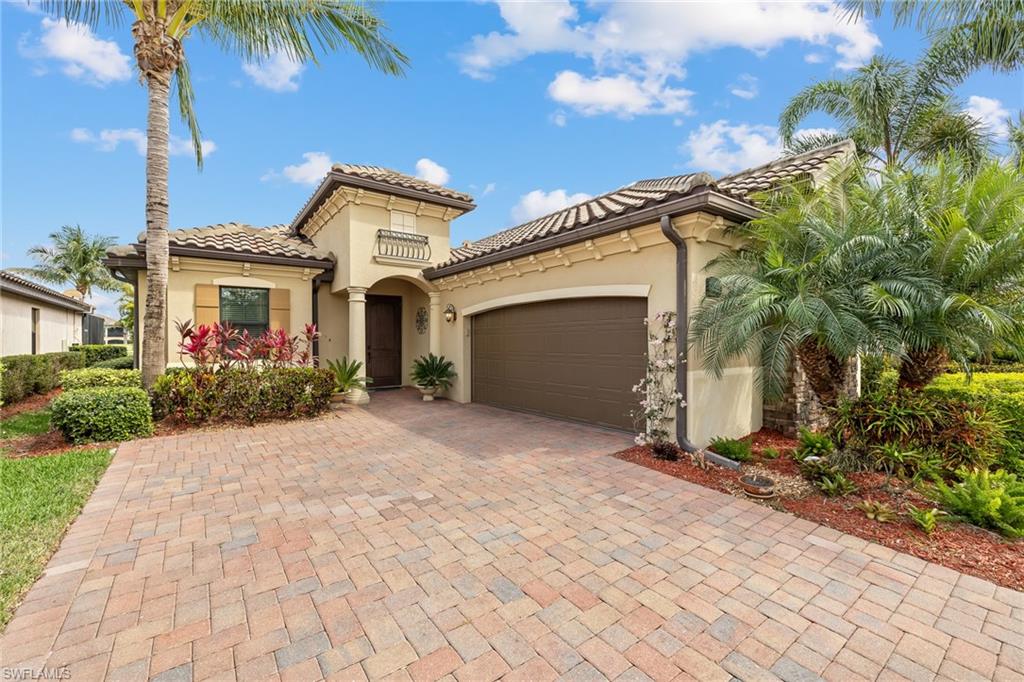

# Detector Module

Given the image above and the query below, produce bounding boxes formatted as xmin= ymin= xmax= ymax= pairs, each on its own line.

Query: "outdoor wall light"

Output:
xmin=444 ymin=303 xmax=457 ymax=324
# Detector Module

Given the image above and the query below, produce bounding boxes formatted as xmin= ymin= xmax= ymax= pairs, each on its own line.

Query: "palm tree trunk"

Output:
xmin=898 ymin=347 xmax=949 ymax=390
xmin=141 ymin=75 xmax=171 ymax=387
xmin=795 ymin=338 xmax=848 ymax=408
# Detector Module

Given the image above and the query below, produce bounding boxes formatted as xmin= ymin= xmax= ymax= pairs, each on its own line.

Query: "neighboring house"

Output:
xmin=0 ymin=271 xmax=92 ymax=356
xmin=106 ymin=141 xmax=855 ymax=446
xmin=94 ymin=314 xmax=130 ymax=345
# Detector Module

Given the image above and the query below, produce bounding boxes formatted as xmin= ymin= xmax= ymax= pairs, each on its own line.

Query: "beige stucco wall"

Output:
xmin=0 ymin=291 xmax=83 ymax=356
xmin=431 ymin=214 xmax=762 ymax=447
xmin=135 ymin=257 xmax=322 ymax=365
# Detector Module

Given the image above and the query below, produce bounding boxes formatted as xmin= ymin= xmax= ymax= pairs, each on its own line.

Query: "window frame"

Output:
xmin=389 ymin=210 xmax=417 ymax=234
xmin=219 ymin=285 xmax=270 ymax=336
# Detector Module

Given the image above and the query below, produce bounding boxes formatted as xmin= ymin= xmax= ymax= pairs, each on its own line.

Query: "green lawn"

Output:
xmin=0 ymin=410 xmax=51 ymax=440
xmin=0 ymin=448 xmax=113 ymax=629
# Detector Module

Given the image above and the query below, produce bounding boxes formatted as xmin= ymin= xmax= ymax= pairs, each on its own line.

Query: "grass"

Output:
xmin=0 ymin=448 xmax=113 ymax=630
xmin=0 ymin=410 xmax=51 ymax=440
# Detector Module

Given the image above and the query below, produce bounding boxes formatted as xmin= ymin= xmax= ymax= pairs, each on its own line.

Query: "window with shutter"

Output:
xmin=220 ymin=286 xmax=269 ymax=335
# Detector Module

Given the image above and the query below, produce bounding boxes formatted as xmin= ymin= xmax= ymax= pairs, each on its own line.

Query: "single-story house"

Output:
xmin=106 ymin=141 xmax=855 ymax=447
xmin=0 ymin=270 xmax=93 ymax=356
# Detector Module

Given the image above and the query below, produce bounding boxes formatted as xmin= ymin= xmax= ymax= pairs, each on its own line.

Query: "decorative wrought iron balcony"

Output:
xmin=375 ymin=229 xmax=431 ymax=263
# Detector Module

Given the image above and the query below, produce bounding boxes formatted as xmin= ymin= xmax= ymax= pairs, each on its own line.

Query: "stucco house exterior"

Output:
xmin=0 ymin=271 xmax=93 ymax=356
xmin=106 ymin=141 xmax=854 ymax=447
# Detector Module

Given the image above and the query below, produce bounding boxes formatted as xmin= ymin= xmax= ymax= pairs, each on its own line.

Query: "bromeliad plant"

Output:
xmin=175 ymin=320 xmax=318 ymax=370
xmin=632 ymin=311 xmax=685 ymax=458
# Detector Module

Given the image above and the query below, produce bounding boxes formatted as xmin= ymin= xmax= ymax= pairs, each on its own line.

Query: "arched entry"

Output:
xmin=363 ymin=275 xmax=434 ymax=389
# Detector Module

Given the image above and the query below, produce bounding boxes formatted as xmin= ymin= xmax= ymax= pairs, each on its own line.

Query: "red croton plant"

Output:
xmin=175 ymin=320 xmax=319 ymax=370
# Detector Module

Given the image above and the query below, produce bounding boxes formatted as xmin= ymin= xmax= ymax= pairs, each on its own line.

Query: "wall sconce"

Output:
xmin=443 ymin=303 xmax=457 ymax=324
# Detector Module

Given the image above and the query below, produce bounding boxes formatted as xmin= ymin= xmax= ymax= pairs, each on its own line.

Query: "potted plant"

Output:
xmin=326 ymin=357 xmax=371 ymax=406
xmin=411 ymin=353 xmax=456 ymax=401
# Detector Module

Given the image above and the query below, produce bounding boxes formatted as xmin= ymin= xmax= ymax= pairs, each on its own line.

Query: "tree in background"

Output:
xmin=10 ymin=224 xmax=118 ymax=299
xmin=779 ymin=55 xmax=989 ymax=168
xmin=43 ymin=0 xmax=408 ymax=387
xmin=117 ymin=283 xmax=135 ymax=336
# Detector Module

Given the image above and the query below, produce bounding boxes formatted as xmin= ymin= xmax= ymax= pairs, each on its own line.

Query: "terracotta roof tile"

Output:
xmin=0 ymin=270 xmax=93 ymax=311
xmin=109 ymin=223 xmax=332 ymax=262
xmin=331 ymin=164 xmax=473 ymax=204
xmin=436 ymin=140 xmax=855 ymax=270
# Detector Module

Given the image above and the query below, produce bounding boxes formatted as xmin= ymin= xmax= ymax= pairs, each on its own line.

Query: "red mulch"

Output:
xmin=1 ymin=389 xmax=62 ymax=417
xmin=614 ymin=429 xmax=1024 ymax=591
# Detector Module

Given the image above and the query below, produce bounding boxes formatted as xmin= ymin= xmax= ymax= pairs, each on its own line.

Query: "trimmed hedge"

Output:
xmin=92 ymin=355 xmax=134 ymax=369
xmin=152 ymin=367 xmax=334 ymax=424
xmin=51 ymin=387 xmax=153 ymax=444
xmin=60 ymin=368 xmax=141 ymax=390
xmin=927 ymin=372 xmax=1024 ymax=475
xmin=71 ymin=344 xmax=127 ymax=366
xmin=0 ymin=351 xmax=86 ymax=404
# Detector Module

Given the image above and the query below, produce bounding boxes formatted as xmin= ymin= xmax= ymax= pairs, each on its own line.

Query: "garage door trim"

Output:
xmin=462 ymin=284 xmax=650 ymax=317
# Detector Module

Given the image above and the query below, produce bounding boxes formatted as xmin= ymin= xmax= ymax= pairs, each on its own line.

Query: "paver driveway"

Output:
xmin=2 ymin=390 xmax=1022 ymax=681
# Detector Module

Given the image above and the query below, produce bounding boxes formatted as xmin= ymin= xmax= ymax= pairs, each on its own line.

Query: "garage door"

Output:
xmin=471 ymin=297 xmax=647 ymax=430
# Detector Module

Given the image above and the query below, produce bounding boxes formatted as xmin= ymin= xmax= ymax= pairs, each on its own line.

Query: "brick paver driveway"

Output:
xmin=2 ymin=390 xmax=1022 ymax=681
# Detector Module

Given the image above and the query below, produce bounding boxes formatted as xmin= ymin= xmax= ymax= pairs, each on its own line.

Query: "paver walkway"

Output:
xmin=2 ymin=390 xmax=1022 ymax=681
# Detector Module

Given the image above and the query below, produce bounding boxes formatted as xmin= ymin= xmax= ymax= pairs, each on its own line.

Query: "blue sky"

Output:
xmin=2 ymin=1 xmax=1020 ymax=314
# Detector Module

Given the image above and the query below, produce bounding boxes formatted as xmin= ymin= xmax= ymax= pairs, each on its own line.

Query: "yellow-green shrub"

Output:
xmin=51 ymin=387 xmax=153 ymax=444
xmin=60 ymin=368 xmax=141 ymax=390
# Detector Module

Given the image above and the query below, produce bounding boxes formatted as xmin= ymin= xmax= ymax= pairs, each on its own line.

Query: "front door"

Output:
xmin=366 ymin=295 xmax=402 ymax=388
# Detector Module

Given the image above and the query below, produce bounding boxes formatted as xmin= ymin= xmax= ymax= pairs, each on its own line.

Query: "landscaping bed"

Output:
xmin=615 ymin=429 xmax=1024 ymax=591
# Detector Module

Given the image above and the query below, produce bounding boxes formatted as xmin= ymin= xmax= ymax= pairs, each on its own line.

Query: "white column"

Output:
xmin=347 ymin=287 xmax=370 ymax=405
xmin=428 ymin=291 xmax=442 ymax=356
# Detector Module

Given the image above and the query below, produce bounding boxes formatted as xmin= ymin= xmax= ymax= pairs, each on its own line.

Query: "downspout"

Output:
xmin=659 ymin=215 xmax=739 ymax=470
xmin=311 ymin=280 xmax=320 ymax=363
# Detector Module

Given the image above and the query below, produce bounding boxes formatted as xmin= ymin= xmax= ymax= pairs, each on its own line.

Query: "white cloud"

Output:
xmin=682 ymin=120 xmax=782 ymax=174
xmin=548 ymin=70 xmax=693 ymax=117
xmin=262 ymin=151 xmax=334 ymax=185
xmin=459 ymin=1 xmax=879 ymax=118
xmin=551 ymin=110 xmax=568 ymax=127
xmin=729 ymin=74 xmax=759 ymax=100
xmin=482 ymin=182 xmax=497 ymax=196
xmin=20 ymin=18 xmax=131 ymax=86
xmin=71 ymin=127 xmax=216 ymax=157
xmin=415 ymin=158 xmax=451 ymax=185
xmin=243 ymin=51 xmax=304 ymax=92
xmin=804 ymin=52 xmax=826 ymax=64
xmin=511 ymin=189 xmax=592 ymax=223
xmin=966 ymin=95 xmax=1009 ymax=140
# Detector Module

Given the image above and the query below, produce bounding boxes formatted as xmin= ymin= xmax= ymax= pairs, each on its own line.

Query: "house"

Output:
xmin=106 ymin=141 xmax=855 ymax=447
xmin=0 ymin=271 xmax=93 ymax=356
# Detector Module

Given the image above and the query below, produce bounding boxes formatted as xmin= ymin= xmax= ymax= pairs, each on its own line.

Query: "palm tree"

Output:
xmin=779 ymin=55 xmax=988 ymax=169
xmin=1009 ymin=113 xmax=1024 ymax=167
xmin=886 ymin=156 xmax=1024 ymax=388
xmin=10 ymin=224 xmax=118 ymax=299
xmin=845 ymin=1 xmax=1024 ymax=75
xmin=689 ymin=161 xmax=917 ymax=406
xmin=44 ymin=1 xmax=407 ymax=387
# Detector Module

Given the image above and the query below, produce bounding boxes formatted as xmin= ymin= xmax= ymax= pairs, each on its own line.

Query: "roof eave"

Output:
xmin=424 ymin=189 xmax=758 ymax=280
xmin=0 ymin=277 xmax=92 ymax=312
xmin=106 ymin=244 xmax=335 ymax=271
xmin=290 ymin=171 xmax=477 ymax=234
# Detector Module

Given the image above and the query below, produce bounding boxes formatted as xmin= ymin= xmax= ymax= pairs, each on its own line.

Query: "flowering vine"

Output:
xmin=632 ymin=310 xmax=685 ymax=457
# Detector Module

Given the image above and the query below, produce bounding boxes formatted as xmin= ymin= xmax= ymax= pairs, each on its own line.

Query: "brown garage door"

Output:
xmin=471 ymin=297 xmax=647 ymax=430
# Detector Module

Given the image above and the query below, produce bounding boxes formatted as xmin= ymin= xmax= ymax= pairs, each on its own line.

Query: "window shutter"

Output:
xmin=269 ymin=288 xmax=290 ymax=332
xmin=195 ymin=284 xmax=219 ymax=326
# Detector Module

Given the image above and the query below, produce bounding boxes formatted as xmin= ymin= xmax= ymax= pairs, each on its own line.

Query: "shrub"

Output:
xmin=799 ymin=457 xmax=836 ymax=482
xmin=0 ymin=351 xmax=86 ymax=404
xmin=761 ymin=446 xmax=781 ymax=460
xmin=92 ymin=355 xmax=134 ymax=369
xmin=155 ymin=367 xmax=334 ymax=425
xmin=708 ymin=437 xmax=752 ymax=462
xmin=930 ymin=468 xmax=1024 ymax=538
xmin=60 ymin=368 xmax=141 ymax=390
xmin=51 ymin=387 xmax=153 ymax=444
xmin=795 ymin=428 xmax=833 ymax=460
xmin=71 ymin=344 xmax=127 ymax=366
xmin=651 ymin=441 xmax=679 ymax=461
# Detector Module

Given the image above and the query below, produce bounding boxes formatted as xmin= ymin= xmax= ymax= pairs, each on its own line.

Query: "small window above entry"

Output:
xmin=389 ymin=211 xmax=417 ymax=234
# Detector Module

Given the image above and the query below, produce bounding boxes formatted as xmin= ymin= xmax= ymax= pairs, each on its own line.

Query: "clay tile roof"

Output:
xmin=331 ymin=164 xmax=474 ymax=204
xmin=109 ymin=223 xmax=333 ymax=262
xmin=433 ymin=140 xmax=856 ymax=272
xmin=437 ymin=172 xmax=716 ymax=267
xmin=716 ymin=139 xmax=856 ymax=198
xmin=0 ymin=270 xmax=93 ymax=311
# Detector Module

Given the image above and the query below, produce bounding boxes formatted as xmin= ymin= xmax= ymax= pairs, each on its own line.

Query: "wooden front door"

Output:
xmin=366 ymin=295 xmax=402 ymax=388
